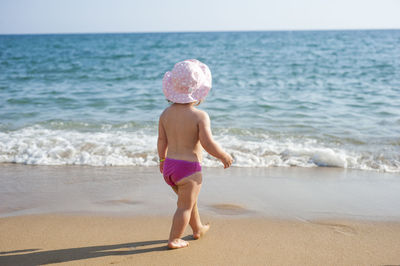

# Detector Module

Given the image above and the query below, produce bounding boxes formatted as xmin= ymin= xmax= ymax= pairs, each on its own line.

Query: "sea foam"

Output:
xmin=0 ymin=125 xmax=398 ymax=173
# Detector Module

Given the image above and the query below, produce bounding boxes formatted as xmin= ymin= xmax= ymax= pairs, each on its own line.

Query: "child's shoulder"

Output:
xmin=160 ymin=105 xmax=173 ymax=115
xmin=192 ymin=107 xmax=210 ymax=121
xmin=193 ymin=107 xmax=208 ymax=116
xmin=159 ymin=106 xmax=171 ymax=121
xmin=159 ymin=105 xmax=209 ymax=121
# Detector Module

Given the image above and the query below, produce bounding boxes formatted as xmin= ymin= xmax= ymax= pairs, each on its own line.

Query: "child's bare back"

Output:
xmin=159 ymin=103 xmax=204 ymax=162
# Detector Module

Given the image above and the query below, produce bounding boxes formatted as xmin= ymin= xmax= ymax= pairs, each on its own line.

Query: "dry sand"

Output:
xmin=1 ymin=214 xmax=400 ymax=266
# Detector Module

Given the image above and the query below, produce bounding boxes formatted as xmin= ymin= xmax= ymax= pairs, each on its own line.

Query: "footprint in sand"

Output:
xmin=209 ymin=203 xmax=251 ymax=215
xmin=312 ymin=221 xmax=357 ymax=236
xmin=0 ymin=206 xmax=34 ymax=215
xmin=96 ymin=199 xmax=141 ymax=206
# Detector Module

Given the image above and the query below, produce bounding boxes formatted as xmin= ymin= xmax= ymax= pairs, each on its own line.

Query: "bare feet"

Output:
xmin=168 ymin=239 xmax=189 ymax=249
xmin=193 ymin=223 xmax=210 ymax=240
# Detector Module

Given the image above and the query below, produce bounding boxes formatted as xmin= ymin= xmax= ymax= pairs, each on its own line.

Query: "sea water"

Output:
xmin=0 ymin=30 xmax=399 ymax=172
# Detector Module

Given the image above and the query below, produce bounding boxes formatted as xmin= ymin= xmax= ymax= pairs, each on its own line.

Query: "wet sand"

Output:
xmin=1 ymin=164 xmax=400 ymax=265
xmin=1 ymin=164 xmax=400 ymax=220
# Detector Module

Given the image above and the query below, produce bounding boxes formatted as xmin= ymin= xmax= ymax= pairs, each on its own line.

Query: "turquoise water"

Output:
xmin=0 ymin=30 xmax=399 ymax=171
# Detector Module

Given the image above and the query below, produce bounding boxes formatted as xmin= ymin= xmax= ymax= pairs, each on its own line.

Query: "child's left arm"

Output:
xmin=157 ymin=116 xmax=168 ymax=173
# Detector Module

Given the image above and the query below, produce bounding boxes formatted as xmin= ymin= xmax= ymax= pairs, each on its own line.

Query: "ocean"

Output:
xmin=0 ymin=30 xmax=399 ymax=172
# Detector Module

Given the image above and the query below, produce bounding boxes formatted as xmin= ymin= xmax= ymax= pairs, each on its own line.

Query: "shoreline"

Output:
xmin=1 ymin=163 xmax=400 ymax=221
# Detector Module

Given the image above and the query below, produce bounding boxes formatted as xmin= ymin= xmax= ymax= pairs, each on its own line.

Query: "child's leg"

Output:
xmin=189 ymin=202 xmax=202 ymax=232
xmin=171 ymin=182 xmax=209 ymax=239
xmin=168 ymin=172 xmax=201 ymax=249
xmin=190 ymin=202 xmax=210 ymax=239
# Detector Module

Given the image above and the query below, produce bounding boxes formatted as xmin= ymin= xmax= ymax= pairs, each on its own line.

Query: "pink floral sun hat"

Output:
xmin=162 ymin=59 xmax=212 ymax=103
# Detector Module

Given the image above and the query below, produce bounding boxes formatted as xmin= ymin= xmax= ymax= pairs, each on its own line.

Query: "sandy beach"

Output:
xmin=1 ymin=214 xmax=400 ymax=265
xmin=1 ymin=164 xmax=400 ymax=265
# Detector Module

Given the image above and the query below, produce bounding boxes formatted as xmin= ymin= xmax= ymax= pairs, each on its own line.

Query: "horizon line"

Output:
xmin=1 ymin=27 xmax=399 ymax=36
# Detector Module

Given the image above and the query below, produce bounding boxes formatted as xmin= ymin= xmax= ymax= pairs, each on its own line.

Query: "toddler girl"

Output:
xmin=158 ymin=59 xmax=233 ymax=249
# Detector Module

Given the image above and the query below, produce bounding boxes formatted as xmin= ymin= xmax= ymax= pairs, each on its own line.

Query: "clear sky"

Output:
xmin=1 ymin=0 xmax=400 ymax=34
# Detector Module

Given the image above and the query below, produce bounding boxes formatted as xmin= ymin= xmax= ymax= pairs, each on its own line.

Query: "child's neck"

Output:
xmin=173 ymin=102 xmax=195 ymax=107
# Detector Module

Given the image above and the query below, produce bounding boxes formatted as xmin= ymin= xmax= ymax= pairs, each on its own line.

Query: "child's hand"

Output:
xmin=221 ymin=153 xmax=233 ymax=169
xmin=159 ymin=161 xmax=164 ymax=173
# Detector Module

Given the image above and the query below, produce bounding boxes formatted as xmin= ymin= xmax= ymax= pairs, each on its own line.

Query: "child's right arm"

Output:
xmin=157 ymin=114 xmax=168 ymax=173
xmin=198 ymin=112 xmax=233 ymax=168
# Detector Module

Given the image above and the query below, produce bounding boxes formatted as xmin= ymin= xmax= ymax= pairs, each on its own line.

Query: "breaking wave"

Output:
xmin=0 ymin=124 xmax=398 ymax=173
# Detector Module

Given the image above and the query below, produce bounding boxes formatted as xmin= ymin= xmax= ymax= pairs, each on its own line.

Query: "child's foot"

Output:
xmin=193 ymin=223 xmax=210 ymax=239
xmin=168 ymin=239 xmax=189 ymax=249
